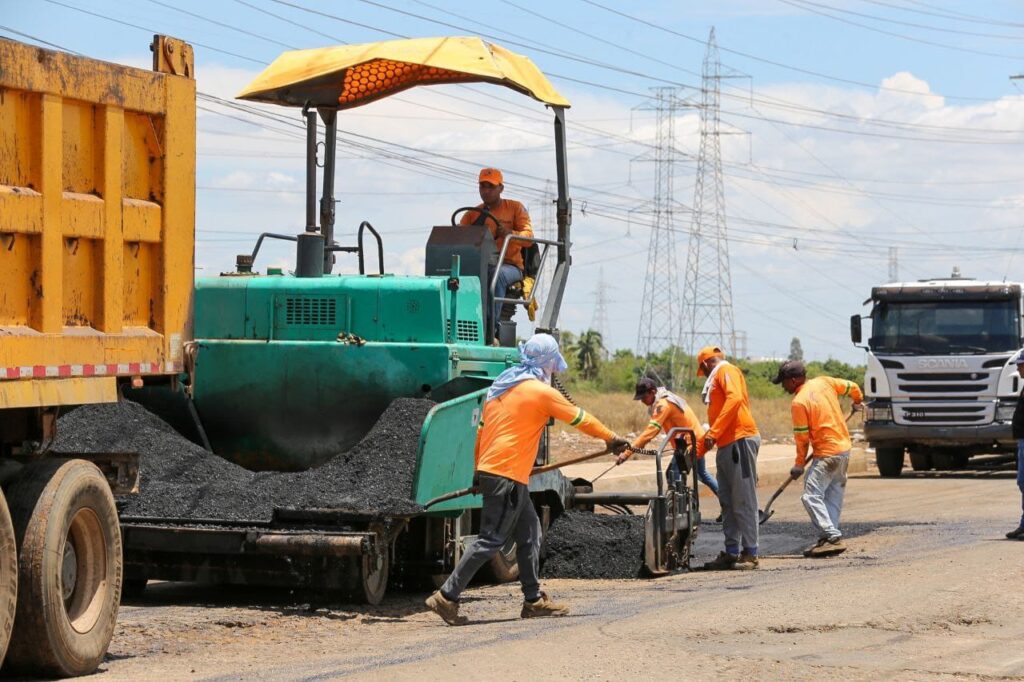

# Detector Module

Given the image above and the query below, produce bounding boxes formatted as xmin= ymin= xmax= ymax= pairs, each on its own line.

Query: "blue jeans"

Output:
xmin=667 ymin=454 xmax=718 ymax=496
xmin=490 ymin=263 xmax=523 ymax=336
xmin=1017 ymin=440 xmax=1024 ymax=528
xmin=801 ymin=452 xmax=850 ymax=540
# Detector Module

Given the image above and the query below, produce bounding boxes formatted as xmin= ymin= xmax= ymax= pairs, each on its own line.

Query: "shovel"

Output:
xmin=424 ymin=445 xmax=618 ymax=509
xmin=758 ymin=475 xmax=797 ymax=525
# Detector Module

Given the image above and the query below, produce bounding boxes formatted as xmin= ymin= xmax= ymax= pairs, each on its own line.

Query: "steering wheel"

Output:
xmin=451 ymin=206 xmax=501 ymax=230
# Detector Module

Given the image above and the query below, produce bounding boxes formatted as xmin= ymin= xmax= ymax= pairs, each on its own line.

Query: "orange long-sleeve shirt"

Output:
xmin=475 ymin=379 xmax=615 ymax=484
xmin=459 ymin=198 xmax=533 ymax=270
xmin=705 ymin=363 xmax=759 ymax=448
xmin=791 ymin=376 xmax=864 ymax=467
xmin=631 ymin=398 xmax=707 ymax=457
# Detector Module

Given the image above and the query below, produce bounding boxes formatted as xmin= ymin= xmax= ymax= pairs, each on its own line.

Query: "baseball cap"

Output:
xmin=478 ymin=167 xmax=503 ymax=185
xmin=633 ymin=377 xmax=657 ymax=400
xmin=695 ymin=346 xmax=725 ymax=377
xmin=770 ymin=360 xmax=806 ymax=384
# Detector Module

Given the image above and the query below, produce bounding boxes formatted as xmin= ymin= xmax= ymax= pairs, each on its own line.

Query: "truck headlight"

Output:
xmin=996 ymin=402 xmax=1017 ymax=422
xmin=867 ymin=404 xmax=892 ymax=421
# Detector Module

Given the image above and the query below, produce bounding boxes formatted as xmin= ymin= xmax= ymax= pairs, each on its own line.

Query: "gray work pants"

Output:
xmin=440 ymin=473 xmax=542 ymax=602
xmin=801 ymin=452 xmax=849 ymax=541
xmin=716 ymin=436 xmax=761 ymax=554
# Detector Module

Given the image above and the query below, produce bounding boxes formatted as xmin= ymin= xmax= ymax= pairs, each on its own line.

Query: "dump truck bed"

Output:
xmin=0 ymin=36 xmax=195 ymax=409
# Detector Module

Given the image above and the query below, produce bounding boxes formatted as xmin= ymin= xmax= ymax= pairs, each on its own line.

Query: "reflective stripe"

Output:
xmin=648 ymin=420 xmax=663 ymax=431
xmin=842 ymin=383 xmax=852 ymax=396
xmin=793 ymin=426 xmax=810 ymax=433
xmin=569 ymin=408 xmax=585 ymax=427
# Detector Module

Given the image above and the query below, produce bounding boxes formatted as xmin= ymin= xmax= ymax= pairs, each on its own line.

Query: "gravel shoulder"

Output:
xmin=92 ymin=470 xmax=1024 ymax=681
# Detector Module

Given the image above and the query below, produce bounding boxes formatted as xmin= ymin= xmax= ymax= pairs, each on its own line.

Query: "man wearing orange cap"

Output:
xmin=460 ymin=168 xmax=533 ymax=339
xmin=696 ymin=345 xmax=761 ymax=570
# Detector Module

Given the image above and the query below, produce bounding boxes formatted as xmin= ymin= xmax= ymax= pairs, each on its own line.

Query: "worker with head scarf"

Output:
xmin=773 ymin=360 xmax=863 ymax=557
xmin=459 ymin=167 xmax=534 ymax=339
xmin=696 ymin=346 xmax=762 ymax=570
xmin=426 ymin=333 xmax=629 ymax=625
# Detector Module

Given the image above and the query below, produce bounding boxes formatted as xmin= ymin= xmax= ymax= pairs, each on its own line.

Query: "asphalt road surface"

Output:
xmin=93 ymin=468 xmax=1024 ymax=681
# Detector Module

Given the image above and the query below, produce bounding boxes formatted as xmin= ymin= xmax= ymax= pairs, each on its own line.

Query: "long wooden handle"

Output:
xmin=532 ymin=446 xmax=611 ymax=474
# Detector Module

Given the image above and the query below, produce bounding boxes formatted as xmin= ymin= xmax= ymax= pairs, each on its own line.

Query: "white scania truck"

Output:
xmin=851 ymin=269 xmax=1022 ymax=477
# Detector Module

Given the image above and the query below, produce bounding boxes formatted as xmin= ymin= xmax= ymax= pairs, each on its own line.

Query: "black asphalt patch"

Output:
xmin=541 ymin=511 xmax=645 ymax=579
xmin=51 ymin=398 xmax=435 ymax=521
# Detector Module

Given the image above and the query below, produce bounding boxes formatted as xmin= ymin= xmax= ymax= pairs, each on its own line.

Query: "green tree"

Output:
xmin=789 ymin=337 xmax=804 ymax=361
xmin=575 ymin=329 xmax=604 ymax=381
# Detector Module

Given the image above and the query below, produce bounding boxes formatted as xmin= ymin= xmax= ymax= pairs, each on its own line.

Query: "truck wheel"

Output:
xmin=0 ymin=488 xmax=17 ymax=666
xmin=360 ymin=549 xmax=389 ymax=606
xmin=5 ymin=459 xmax=121 ymax=677
xmin=909 ymin=451 xmax=932 ymax=472
xmin=875 ymin=447 xmax=904 ymax=477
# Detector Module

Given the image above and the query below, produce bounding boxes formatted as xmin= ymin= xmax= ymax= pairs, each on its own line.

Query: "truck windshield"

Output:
xmin=870 ymin=299 xmax=1020 ymax=355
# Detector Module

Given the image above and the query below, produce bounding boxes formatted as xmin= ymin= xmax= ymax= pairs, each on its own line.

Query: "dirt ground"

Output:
xmin=90 ymin=466 xmax=1023 ymax=681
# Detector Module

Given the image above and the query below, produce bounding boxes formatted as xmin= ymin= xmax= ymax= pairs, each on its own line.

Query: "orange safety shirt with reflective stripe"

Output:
xmin=791 ymin=376 xmax=864 ymax=467
xmin=475 ymin=379 xmax=615 ymax=484
xmin=459 ymin=198 xmax=533 ymax=270
xmin=631 ymin=398 xmax=707 ymax=457
xmin=706 ymin=363 xmax=759 ymax=448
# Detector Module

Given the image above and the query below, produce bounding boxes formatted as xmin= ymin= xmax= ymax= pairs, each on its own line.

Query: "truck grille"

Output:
xmin=893 ymin=402 xmax=993 ymax=425
xmin=894 ymin=370 xmax=991 ymax=396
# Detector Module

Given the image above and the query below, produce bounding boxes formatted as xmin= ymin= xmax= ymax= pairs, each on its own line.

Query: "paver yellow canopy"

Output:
xmin=237 ymin=36 xmax=570 ymax=109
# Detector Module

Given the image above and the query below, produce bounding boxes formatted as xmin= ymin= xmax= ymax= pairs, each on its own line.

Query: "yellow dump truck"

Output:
xmin=0 ymin=36 xmax=194 ymax=676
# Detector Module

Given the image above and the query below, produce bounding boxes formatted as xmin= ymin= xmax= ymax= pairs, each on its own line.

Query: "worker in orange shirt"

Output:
xmin=459 ymin=168 xmax=533 ymax=339
xmin=773 ymin=360 xmax=864 ymax=558
xmin=697 ymin=346 xmax=761 ymax=571
xmin=426 ymin=333 xmax=628 ymax=626
xmin=619 ymin=378 xmax=720 ymax=506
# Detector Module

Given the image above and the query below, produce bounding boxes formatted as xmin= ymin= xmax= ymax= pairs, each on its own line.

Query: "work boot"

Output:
xmin=1006 ymin=526 xmax=1024 ymax=540
xmin=425 ymin=590 xmax=467 ymax=626
xmin=804 ymin=537 xmax=846 ymax=558
xmin=735 ymin=551 xmax=759 ymax=570
xmin=521 ymin=592 xmax=569 ymax=618
xmin=702 ymin=551 xmax=738 ymax=571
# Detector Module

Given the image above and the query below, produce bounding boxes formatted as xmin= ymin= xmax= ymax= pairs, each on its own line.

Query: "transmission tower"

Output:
xmin=680 ymin=28 xmax=736 ymax=369
xmin=591 ymin=267 xmax=610 ymax=352
xmin=734 ymin=329 xmax=748 ymax=360
xmin=635 ymin=87 xmax=686 ymax=386
xmin=888 ymin=246 xmax=899 ymax=282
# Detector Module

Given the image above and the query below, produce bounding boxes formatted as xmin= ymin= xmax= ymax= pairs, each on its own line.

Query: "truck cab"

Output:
xmin=851 ymin=269 xmax=1023 ymax=476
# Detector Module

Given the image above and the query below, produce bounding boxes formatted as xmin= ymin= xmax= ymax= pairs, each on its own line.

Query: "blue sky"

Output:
xmin=5 ymin=0 xmax=1024 ymax=364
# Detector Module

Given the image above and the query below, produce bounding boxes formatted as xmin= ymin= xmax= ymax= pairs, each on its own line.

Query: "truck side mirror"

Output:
xmin=850 ymin=315 xmax=862 ymax=345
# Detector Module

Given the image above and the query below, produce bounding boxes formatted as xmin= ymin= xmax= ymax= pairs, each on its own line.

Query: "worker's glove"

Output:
xmin=851 ymin=402 xmax=865 ymax=412
xmin=703 ymin=434 xmax=716 ymax=453
xmin=607 ymin=437 xmax=630 ymax=456
xmin=790 ymin=466 xmax=805 ymax=479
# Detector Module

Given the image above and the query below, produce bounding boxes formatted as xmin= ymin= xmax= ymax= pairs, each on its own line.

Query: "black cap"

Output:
xmin=771 ymin=360 xmax=806 ymax=384
xmin=633 ymin=377 xmax=657 ymax=400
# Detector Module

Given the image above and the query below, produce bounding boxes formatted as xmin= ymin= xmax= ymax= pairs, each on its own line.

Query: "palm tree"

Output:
xmin=575 ymin=329 xmax=604 ymax=381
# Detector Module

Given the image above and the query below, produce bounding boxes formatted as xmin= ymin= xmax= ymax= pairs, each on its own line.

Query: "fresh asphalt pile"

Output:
xmin=541 ymin=510 xmax=646 ymax=579
xmin=51 ymin=398 xmax=435 ymax=521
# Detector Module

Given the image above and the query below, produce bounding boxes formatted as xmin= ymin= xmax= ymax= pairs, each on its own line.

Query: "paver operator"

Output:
xmin=619 ymin=378 xmax=720 ymax=508
xmin=773 ymin=361 xmax=864 ymax=557
xmin=425 ymin=333 xmax=629 ymax=626
xmin=697 ymin=346 xmax=762 ymax=571
xmin=459 ymin=167 xmax=533 ymax=340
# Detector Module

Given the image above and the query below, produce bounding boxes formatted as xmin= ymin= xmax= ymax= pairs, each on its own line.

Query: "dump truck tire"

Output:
xmin=0 ymin=488 xmax=17 ymax=667
xmin=875 ymin=447 xmax=904 ymax=478
xmin=5 ymin=459 xmax=121 ymax=677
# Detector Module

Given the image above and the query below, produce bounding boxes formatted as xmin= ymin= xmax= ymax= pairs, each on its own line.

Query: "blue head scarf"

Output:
xmin=486 ymin=333 xmax=569 ymax=401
